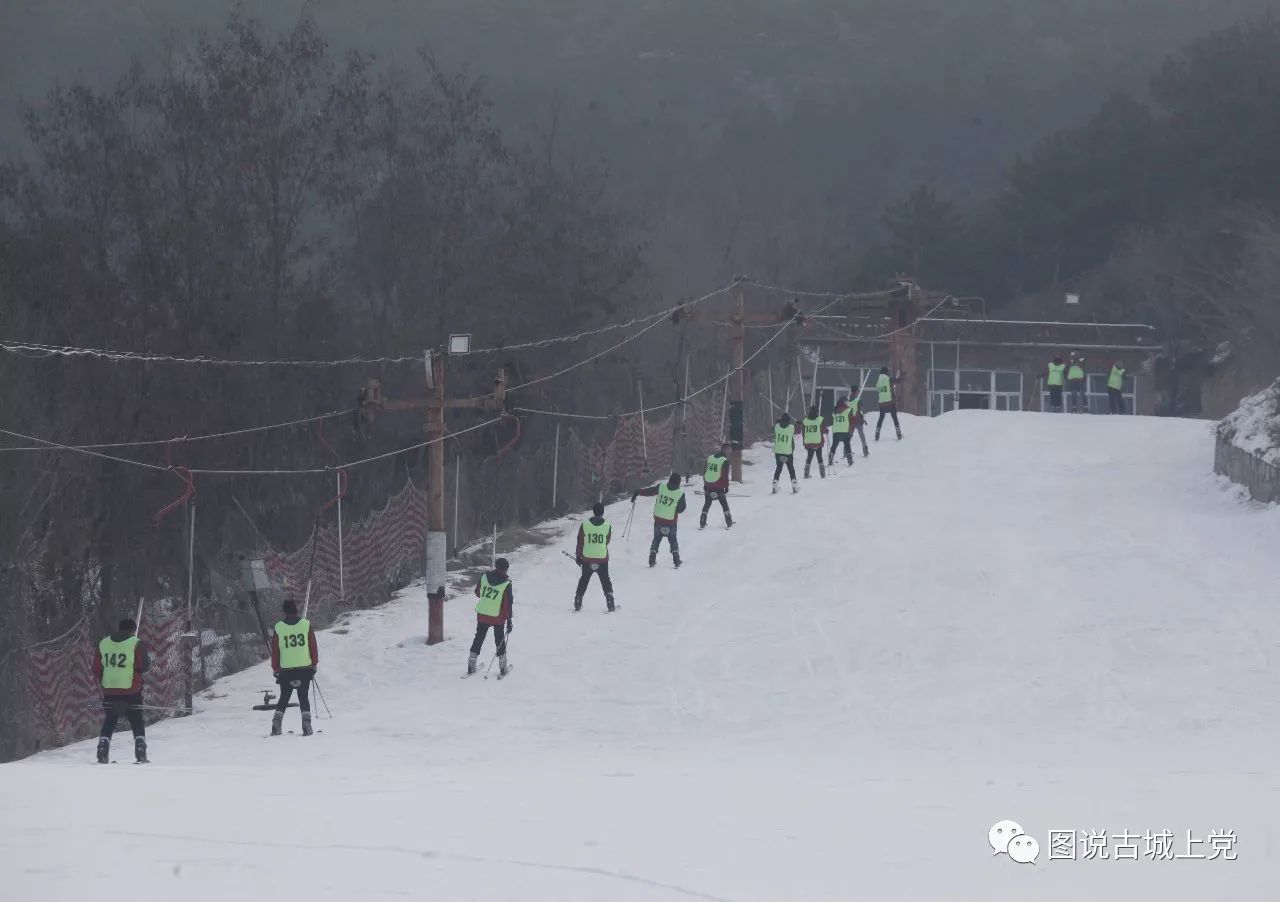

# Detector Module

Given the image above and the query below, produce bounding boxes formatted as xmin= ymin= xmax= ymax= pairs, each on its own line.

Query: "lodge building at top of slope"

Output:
xmin=796 ymin=282 xmax=1161 ymax=417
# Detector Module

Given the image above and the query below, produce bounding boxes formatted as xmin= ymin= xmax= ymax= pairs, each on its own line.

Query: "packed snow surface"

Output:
xmin=3 ymin=411 xmax=1278 ymax=900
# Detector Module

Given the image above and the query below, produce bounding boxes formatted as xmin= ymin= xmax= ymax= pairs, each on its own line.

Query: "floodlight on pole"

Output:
xmin=448 ymin=334 xmax=472 ymax=355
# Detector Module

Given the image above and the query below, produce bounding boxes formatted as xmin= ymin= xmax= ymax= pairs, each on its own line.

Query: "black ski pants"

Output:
xmin=576 ymin=561 xmax=613 ymax=598
xmin=650 ymin=522 xmax=679 ymax=557
xmin=1108 ymin=388 xmax=1125 ymax=414
xmin=701 ymin=490 xmax=730 ymax=521
xmin=1048 ymin=385 xmax=1064 ymax=411
xmin=772 ymin=453 xmax=797 ymax=482
xmin=275 ymin=671 xmax=313 ymax=714
xmin=470 ymin=621 xmax=508 ymax=657
xmin=829 ymin=432 xmax=853 ymax=463
xmin=1068 ymin=380 xmax=1087 ymax=412
xmin=803 ymin=447 xmax=825 ymax=476
xmin=100 ymin=693 xmax=145 ymax=739
xmin=876 ymin=404 xmax=899 ymax=433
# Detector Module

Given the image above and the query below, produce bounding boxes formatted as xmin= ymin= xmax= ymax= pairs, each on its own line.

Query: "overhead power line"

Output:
xmin=0 ymin=408 xmax=353 ymax=453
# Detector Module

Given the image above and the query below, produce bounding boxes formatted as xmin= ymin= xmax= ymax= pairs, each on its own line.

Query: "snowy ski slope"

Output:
xmin=2 ymin=411 xmax=1278 ymax=901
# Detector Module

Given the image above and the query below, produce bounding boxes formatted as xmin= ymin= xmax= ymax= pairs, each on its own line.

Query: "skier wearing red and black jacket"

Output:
xmin=633 ymin=472 xmax=687 ymax=568
xmin=95 ymin=617 xmax=151 ymax=763
xmin=467 ymin=558 xmax=514 ymax=677
xmin=699 ymin=441 xmax=733 ymax=530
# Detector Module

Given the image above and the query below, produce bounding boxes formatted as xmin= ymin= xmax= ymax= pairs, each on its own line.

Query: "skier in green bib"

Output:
xmin=828 ymin=395 xmax=856 ymax=467
xmin=1046 ymin=356 xmax=1066 ymax=412
xmin=95 ymin=617 xmax=151 ymax=764
xmin=1067 ymin=351 xmax=1087 ymax=413
xmin=771 ymin=412 xmax=800 ymax=494
xmin=575 ymin=502 xmax=615 ymax=612
xmin=1107 ymin=361 xmax=1127 ymax=414
xmin=874 ymin=367 xmax=902 ymax=441
xmin=699 ymin=441 xmax=733 ymax=530
xmin=633 ymin=472 xmax=686 ymax=568
xmin=468 ymin=558 xmax=514 ymax=677
xmin=270 ymin=598 xmax=318 ymax=736
xmin=801 ymin=404 xmax=828 ymax=478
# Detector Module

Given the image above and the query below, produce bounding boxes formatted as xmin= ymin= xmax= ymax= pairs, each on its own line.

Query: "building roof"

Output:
xmin=805 ymin=314 xmax=1159 ymax=353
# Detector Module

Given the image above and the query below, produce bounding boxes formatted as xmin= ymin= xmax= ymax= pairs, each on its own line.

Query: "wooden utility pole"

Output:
xmin=361 ymin=355 xmax=507 ymax=646
xmin=678 ymin=278 xmax=803 ymax=484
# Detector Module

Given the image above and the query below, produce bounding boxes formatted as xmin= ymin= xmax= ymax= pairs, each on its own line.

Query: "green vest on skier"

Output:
xmin=802 ymin=416 xmax=824 ymax=446
xmin=98 ymin=635 xmax=139 ymax=691
xmin=273 ymin=618 xmax=314 ymax=670
xmin=475 ymin=574 xmax=511 ymax=618
xmin=876 ymin=373 xmax=893 ymax=404
xmin=773 ymin=421 xmax=796 ymax=455
xmin=580 ymin=519 xmax=610 ymax=561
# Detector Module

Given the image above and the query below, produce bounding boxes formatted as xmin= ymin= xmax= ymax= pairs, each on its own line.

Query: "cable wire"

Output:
xmin=0 ymin=408 xmax=353 ymax=453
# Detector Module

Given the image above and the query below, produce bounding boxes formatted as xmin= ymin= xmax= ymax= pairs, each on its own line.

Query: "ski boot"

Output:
xmin=791 ymin=479 xmax=800 ymax=494
xmin=725 ymin=513 xmax=734 ymax=528
xmin=874 ymin=430 xmax=881 ymax=442
xmin=466 ymin=653 xmax=478 ymax=676
xmin=803 ymin=465 xmax=811 ymax=479
xmin=134 ymin=736 xmax=148 ymax=764
xmin=896 ymin=427 xmax=903 ymax=440
xmin=270 ymin=710 xmax=284 ymax=736
xmin=672 ymin=552 xmax=682 ymax=569
xmin=648 ymin=553 xmax=657 ymax=568
xmin=818 ymin=462 xmax=826 ymax=479
xmin=301 ymin=712 xmax=314 ymax=737
xmin=863 ymin=448 xmax=870 ymax=458
xmin=606 ymin=593 xmax=616 ymax=613
xmin=498 ymin=655 xmax=510 ymax=678
xmin=699 ymin=513 xmax=707 ymax=530
xmin=771 ymin=481 xmax=779 ymax=494
xmin=96 ymin=737 xmax=110 ymax=764
xmin=574 ymin=594 xmax=583 ymax=612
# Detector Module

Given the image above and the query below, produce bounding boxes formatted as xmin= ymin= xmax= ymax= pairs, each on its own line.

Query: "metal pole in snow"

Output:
xmin=551 ymin=421 xmax=561 ymax=508
xmin=491 ymin=523 xmax=497 ymax=569
xmin=186 ymin=502 xmax=196 ymax=625
xmin=719 ymin=380 xmax=728 ymax=441
xmin=788 ymin=355 xmax=798 ymax=419
xmin=811 ymin=347 xmax=821 ymax=407
xmin=336 ymin=471 xmax=345 ymax=606
xmin=453 ymin=453 xmax=461 ymax=553
xmin=638 ymin=382 xmax=648 ymax=470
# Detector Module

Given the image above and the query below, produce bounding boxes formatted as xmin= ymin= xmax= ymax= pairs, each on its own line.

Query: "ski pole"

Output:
xmin=312 ymin=677 xmax=333 ymax=719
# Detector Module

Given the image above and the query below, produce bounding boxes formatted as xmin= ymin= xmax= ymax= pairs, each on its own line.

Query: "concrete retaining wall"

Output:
xmin=1214 ymin=437 xmax=1280 ymax=504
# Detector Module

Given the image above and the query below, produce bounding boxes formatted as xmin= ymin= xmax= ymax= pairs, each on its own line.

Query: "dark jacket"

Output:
xmin=270 ymin=616 xmax=319 ymax=674
xmin=96 ymin=631 xmax=150 ymax=697
xmin=636 ymin=481 xmax=688 ymax=525
xmin=474 ymin=569 xmax=514 ymax=625
xmin=576 ymin=516 xmax=612 ymax=564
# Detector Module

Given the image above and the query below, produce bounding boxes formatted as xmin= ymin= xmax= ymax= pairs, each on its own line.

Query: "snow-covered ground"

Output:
xmin=3 ymin=411 xmax=1278 ymax=901
xmin=1219 ymin=377 xmax=1280 ymax=466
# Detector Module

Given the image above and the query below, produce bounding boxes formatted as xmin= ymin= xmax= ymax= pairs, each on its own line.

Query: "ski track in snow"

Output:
xmin=3 ymin=411 xmax=1279 ymax=900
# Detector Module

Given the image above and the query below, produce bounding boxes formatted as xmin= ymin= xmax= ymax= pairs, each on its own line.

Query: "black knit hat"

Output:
xmin=592 ymin=502 xmax=605 ymax=517
xmin=495 ymin=557 xmax=510 ymax=572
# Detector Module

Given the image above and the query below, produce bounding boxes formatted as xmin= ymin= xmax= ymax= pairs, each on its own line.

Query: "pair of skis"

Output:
xmin=461 ymin=661 xmax=514 ymax=680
